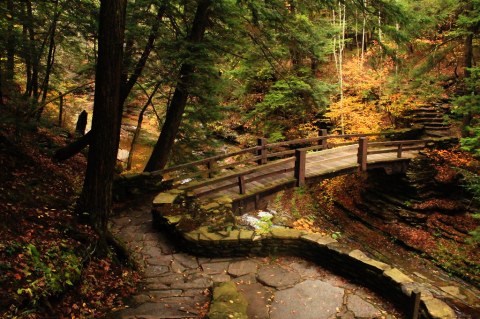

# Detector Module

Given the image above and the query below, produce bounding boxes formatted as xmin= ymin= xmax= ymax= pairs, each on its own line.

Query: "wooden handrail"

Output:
xmin=266 ymin=132 xmax=383 ymax=148
xmin=160 ymin=145 xmax=261 ymax=174
xmin=155 ymin=132 xmax=428 ymax=194
xmin=368 ymin=139 xmax=427 ymax=146
xmin=195 ymin=166 xmax=296 ymax=198
xmin=181 ymin=157 xmax=295 ymax=192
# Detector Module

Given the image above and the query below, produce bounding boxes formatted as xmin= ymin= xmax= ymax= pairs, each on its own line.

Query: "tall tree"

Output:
xmin=144 ymin=0 xmax=212 ymax=172
xmin=75 ymin=0 xmax=126 ymax=252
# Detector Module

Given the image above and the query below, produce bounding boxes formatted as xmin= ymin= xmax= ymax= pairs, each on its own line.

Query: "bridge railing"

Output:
xmin=180 ymin=137 xmax=428 ymax=198
xmin=158 ymin=131 xmax=383 ymax=184
xmin=157 ymin=132 xmax=428 ymax=195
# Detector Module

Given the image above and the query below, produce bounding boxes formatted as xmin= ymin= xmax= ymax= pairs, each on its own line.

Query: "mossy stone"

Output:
xmin=201 ymin=202 xmax=220 ymax=211
xmin=208 ymin=282 xmax=248 ymax=319
xmin=270 ymin=227 xmax=303 ymax=239
xmin=153 ymin=192 xmax=179 ymax=205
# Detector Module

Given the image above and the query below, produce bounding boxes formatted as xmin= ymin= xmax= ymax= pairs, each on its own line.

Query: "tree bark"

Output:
xmin=24 ymin=0 xmax=39 ymax=99
xmin=6 ymin=0 xmax=15 ymax=82
xmin=37 ymin=2 xmax=60 ymax=120
xmin=464 ymin=33 xmax=473 ymax=78
xmin=461 ymin=1 xmax=477 ymax=132
xmin=58 ymin=93 xmax=64 ymax=127
xmin=144 ymin=0 xmax=212 ymax=172
xmin=75 ymin=0 xmax=126 ymax=253
xmin=126 ymin=82 xmax=161 ymax=171
xmin=22 ymin=4 xmax=32 ymax=96
xmin=121 ymin=3 xmax=166 ymax=102
xmin=40 ymin=1 xmax=60 ymax=104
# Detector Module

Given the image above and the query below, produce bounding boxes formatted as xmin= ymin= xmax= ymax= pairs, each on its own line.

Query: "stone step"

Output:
xmin=425 ymin=126 xmax=450 ymax=130
xmin=405 ymin=107 xmax=441 ymax=113
xmin=422 ymin=122 xmax=449 ymax=128
xmin=425 ymin=131 xmax=448 ymax=138
xmin=411 ymin=117 xmax=444 ymax=122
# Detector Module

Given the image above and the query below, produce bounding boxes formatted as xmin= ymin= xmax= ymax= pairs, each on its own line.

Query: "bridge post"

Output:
xmin=207 ymin=159 xmax=215 ymax=178
xmin=294 ymin=149 xmax=306 ymax=187
xmin=357 ymin=137 xmax=368 ymax=172
xmin=319 ymin=129 xmax=328 ymax=149
xmin=397 ymin=143 xmax=403 ymax=158
xmin=238 ymin=175 xmax=246 ymax=194
xmin=257 ymin=138 xmax=267 ymax=165
xmin=409 ymin=290 xmax=421 ymax=319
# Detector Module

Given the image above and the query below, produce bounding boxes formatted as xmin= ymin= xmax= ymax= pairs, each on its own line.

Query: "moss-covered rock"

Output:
xmin=208 ymin=282 xmax=248 ymax=319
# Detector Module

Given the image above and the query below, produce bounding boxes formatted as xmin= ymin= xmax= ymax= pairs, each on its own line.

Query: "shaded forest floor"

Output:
xmin=0 ymin=121 xmax=139 ymax=318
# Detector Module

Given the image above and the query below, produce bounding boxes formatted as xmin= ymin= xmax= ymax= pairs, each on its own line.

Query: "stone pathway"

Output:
xmin=109 ymin=201 xmax=401 ymax=319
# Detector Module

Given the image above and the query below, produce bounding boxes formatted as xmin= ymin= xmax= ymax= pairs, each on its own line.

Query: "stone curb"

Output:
xmin=152 ymin=189 xmax=456 ymax=319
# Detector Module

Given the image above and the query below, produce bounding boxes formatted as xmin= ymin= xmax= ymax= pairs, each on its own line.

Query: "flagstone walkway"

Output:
xmin=108 ymin=199 xmax=401 ymax=319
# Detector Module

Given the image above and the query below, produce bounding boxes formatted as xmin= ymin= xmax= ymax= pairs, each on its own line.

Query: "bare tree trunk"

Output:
xmin=37 ymin=2 xmax=60 ymax=120
xmin=126 ymin=82 xmax=161 ymax=171
xmin=0 ymin=69 xmax=4 ymax=105
xmin=462 ymin=19 xmax=474 ymax=133
xmin=75 ymin=0 xmax=126 ymax=254
xmin=361 ymin=0 xmax=367 ymax=63
xmin=144 ymin=0 xmax=212 ymax=172
xmin=464 ymin=33 xmax=473 ymax=78
xmin=339 ymin=2 xmax=346 ymax=135
xmin=25 ymin=0 xmax=39 ymax=99
xmin=6 ymin=0 xmax=15 ymax=82
xmin=22 ymin=4 xmax=32 ymax=96
xmin=40 ymin=2 xmax=59 ymax=104
xmin=58 ymin=92 xmax=64 ymax=127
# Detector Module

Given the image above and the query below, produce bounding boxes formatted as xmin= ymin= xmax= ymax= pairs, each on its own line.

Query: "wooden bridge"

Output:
xmin=157 ymin=131 xmax=428 ymax=213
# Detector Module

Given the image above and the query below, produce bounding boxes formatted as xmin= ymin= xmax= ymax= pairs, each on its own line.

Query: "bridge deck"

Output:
xmin=183 ymin=144 xmax=419 ymax=202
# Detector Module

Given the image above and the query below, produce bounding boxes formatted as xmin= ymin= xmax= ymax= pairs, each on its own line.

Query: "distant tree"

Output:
xmin=75 ymin=0 xmax=126 ymax=253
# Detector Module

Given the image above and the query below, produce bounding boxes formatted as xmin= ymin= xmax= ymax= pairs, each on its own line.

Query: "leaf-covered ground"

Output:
xmin=308 ymin=148 xmax=480 ymax=287
xmin=0 ymin=124 xmax=139 ymax=318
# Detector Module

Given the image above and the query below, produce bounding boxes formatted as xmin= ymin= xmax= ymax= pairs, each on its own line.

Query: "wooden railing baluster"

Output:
xmin=409 ymin=290 xmax=421 ymax=319
xmin=257 ymin=138 xmax=267 ymax=165
xmin=207 ymin=159 xmax=215 ymax=178
xmin=294 ymin=149 xmax=306 ymax=187
xmin=397 ymin=143 xmax=403 ymax=158
xmin=319 ymin=129 xmax=328 ymax=149
xmin=357 ymin=137 xmax=368 ymax=172
xmin=238 ymin=175 xmax=246 ymax=194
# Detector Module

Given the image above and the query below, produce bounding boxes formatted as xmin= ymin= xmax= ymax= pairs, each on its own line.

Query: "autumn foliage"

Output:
xmin=0 ymin=125 xmax=139 ymax=318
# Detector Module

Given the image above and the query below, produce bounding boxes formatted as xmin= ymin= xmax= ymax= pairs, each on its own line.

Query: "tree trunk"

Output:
xmin=75 ymin=0 xmax=126 ymax=253
xmin=40 ymin=2 xmax=59 ymax=104
xmin=58 ymin=93 xmax=64 ymax=127
xmin=361 ymin=0 xmax=367 ymax=63
xmin=126 ymin=82 xmax=161 ymax=171
xmin=144 ymin=0 xmax=212 ymax=172
xmin=121 ymin=3 xmax=166 ymax=102
xmin=0 ymin=69 xmax=4 ymax=105
xmin=37 ymin=5 xmax=59 ymax=120
xmin=464 ymin=33 xmax=473 ymax=78
xmin=22 ymin=5 xmax=32 ymax=96
xmin=6 ymin=0 xmax=15 ymax=82
xmin=25 ymin=0 xmax=39 ymax=99
xmin=461 ymin=1 xmax=476 ymax=133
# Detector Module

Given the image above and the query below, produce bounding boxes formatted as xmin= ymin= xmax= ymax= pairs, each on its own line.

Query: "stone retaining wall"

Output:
xmin=113 ymin=171 xmax=166 ymax=198
xmin=152 ymin=189 xmax=456 ymax=319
